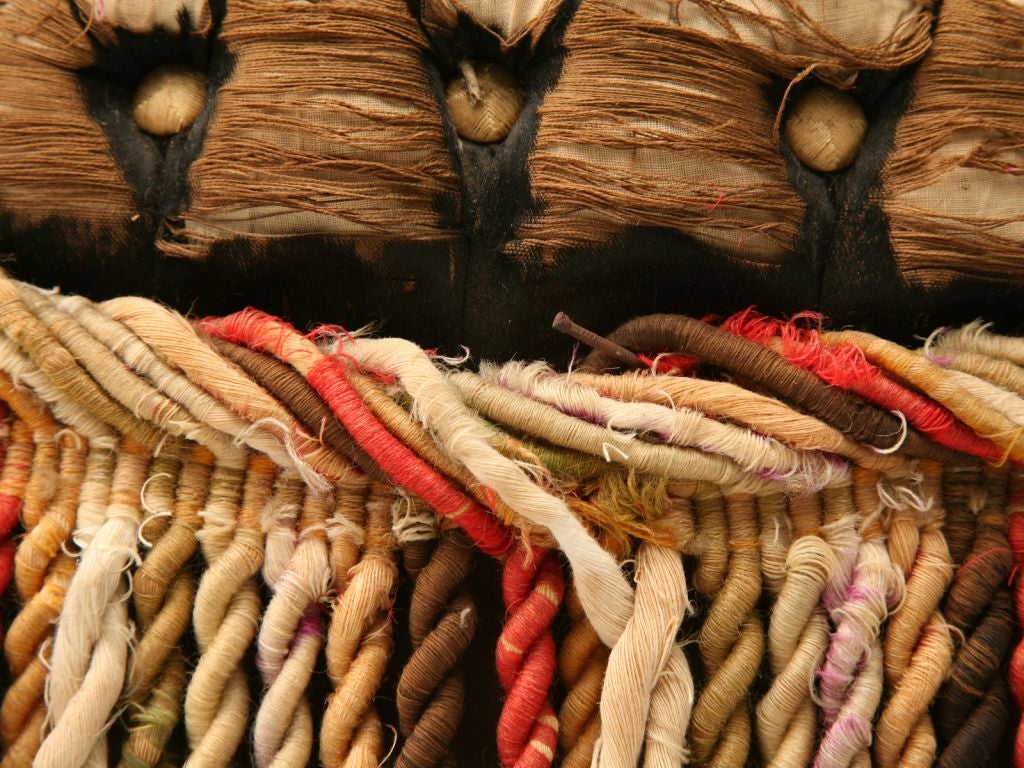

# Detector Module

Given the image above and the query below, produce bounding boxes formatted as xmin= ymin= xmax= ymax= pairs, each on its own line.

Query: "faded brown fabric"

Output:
xmin=883 ymin=0 xmax=1024 ymax=287
xmin=613 ymin=0 xmax=934 ymax=83
xmin=0 ymin=1 xmax=138 ymax=240
xmin=161 ymin=0 xmax=461 ymax=260
xmin=73 ymin=0 xmax=212 ymax=40
xmin=420 ymin=0 xmax=565 ymax=50
xmin=515 ymin=0 xmax=804 ymax=264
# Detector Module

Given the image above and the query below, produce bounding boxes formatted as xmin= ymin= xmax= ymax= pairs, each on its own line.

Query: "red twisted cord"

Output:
xmin=497 ymin=547 xmax=565 ymax=768
xmin=202 ymin=310 xmax=564 ymax=766
xmin=1008 ymin=476 xmax=1024 ymax=766
xmin=722 ymin=309 xmax=1005 ymax=463
xmin=0 ymin=409 xmax=26 ymax=651
xmin=201 ymin=309 xmax=510 ymax=559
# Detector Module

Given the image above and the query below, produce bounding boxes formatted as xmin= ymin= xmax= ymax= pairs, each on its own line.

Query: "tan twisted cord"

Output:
xmin=826 ymin=330 xmax=1024 ymax=463
xmin=20 ymin=284 xmax=237 ymax=457
xmin=254 ymin=478 xmax=332 ymax=768
xmin=875 ymin=462 xmax=955 ymax=768
xmin=101 ymin=296 xmax=349 ymax=484
xmin=815 ymin=471 xmax=904 ymax=767
xmin=571 ymin=371 xmax=909 ymax=475
xmin=349 ymin=369 xmax=560 ymax=537
xmin=0 ymin=421 xmax=35 ymax=758
xmin=935 ymin=347 xmax=1024 ymax=398
xmin=119 ymin=446 xmax=214 ymax=768
xmin=9 ymin=427 xmax=65 ymax=608
xmin=693 ymin=491 xmax=728 ymax=598
xmin=0 ymin=278 xmax=161 ymax=448
xmin=328 ymin=470 xmax=370 ymax=594
xmin=690 ymin=493 xmax=764 ymax=767
xmin=37 ymin=438 xmax=151 ymax=768
xmin=481 ymin=360 xmax=846 ymax=493
xmin=451 ymin=372 xmax=776 ymax=495
xmin=321 ymin=481 xmax=399 ymax=767
xmin=55 ymin=293 xmax=265 ymax=457
xmin=757 ymin=494 xmax=835 ymax=766
xmin=185 ymin=454 xmax=274 ymax=767
xmin=558 ymin=586 xmax=608 ymax=768
xmin=0 ymin=370 xmax=60 ymax=543
xmin=0 ymin=421 xmax=84 ymax=767
xmin=758 ymin=493 xmax=792 ymax=596
xmin=0 ymin=333 xmax=116 ymax=442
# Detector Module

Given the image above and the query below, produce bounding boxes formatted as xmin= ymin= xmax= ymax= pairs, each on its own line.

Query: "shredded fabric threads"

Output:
xmin=161 ymin=0 xmax=460 ymax=259
xmin=3 ymin=275 xmax=1024 ymax=765
xmin=516 ymin=0 xmax=805 ymax=263
xmin=882 ymin=0 xmax=1024 ymax=287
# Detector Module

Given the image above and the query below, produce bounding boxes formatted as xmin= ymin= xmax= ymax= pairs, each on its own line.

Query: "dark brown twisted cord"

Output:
xmin=938 ymin=468 xmax=1014 ymax=766
xmin=575 ymin=313 xmax=937 ymax=455
xmin=937 ymin=596 xmax=1014 ymax=767
xmin=209 ymin=338 xmax=387 ymax=482
xmin=396 ymin=527 xmax=477 ymax=768
xmin=942 ymin=466 xmax=983 ymax=567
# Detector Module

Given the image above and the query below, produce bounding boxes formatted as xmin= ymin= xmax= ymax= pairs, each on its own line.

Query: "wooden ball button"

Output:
xmin=133 ymin=64 xmax=208 ymax=137
xmin=784 ymin=85 xmax=868 ymax=172
xmin=445 ymin=62 xmax=525 ymax=144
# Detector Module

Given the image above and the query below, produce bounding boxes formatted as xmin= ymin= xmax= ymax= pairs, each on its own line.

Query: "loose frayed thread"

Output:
xmin=1 ymin=284 xmax=1024 ymax=766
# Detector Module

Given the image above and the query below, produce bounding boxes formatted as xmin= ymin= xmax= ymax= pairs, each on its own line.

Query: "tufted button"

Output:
xmin=132 ymin=64 xmax=208 ymax=137
xmin=784 ymin=85 xmax=868 ymax=172
xmin=445 ymin=62 xmax=525 ymax=144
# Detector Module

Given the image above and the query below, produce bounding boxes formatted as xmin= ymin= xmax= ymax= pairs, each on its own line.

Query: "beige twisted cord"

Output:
xmin=321 ymin=481 xmax=399 ymax=767
xmin=184 ymin=454 xmax=274 ymax=767
xmin=5 ymin=443 xmax=114 ymax=767
xmin=690 ymin=493 xmax=764 ymax=767
xmin=757 ymin=494 xmax=835 ymax=767
xmin=815 ymin=471 xmax=904 ymax=767
xmin=875 ymin=463 xmax=955 ymax=767
xmin=119 ymin=446 xmax=214 ymax=768
xmin=36 ymin=438 xmax=151 ymax=768
xmin=254 ymin=477 xmax=332 ymax=768
xmin=596 ymin=541 xmax=692 ymax=768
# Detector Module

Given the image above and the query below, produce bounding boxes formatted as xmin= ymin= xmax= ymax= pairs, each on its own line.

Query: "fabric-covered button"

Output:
xmin=784 ymin=85 xmax=868 ymax=172
xmin=445 ymin=62 xmax=524 ymax=144
xmin=132 ymin=64 xmax=208 ymax=136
